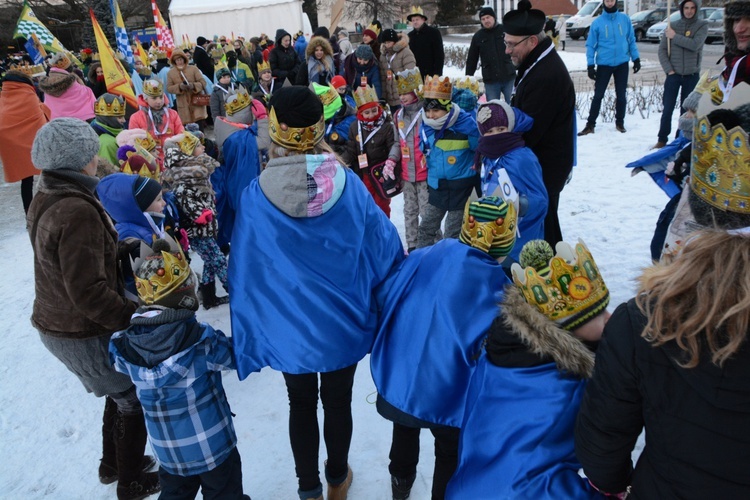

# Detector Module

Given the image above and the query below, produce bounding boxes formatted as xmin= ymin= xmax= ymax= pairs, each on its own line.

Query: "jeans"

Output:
xmin=650 ymin=192 xmax=681 ymax=261
xmin=484 ymin=79 xmax=514 ymax=103
xmin=158 ymin=447 xmax=246 ymax=500
xmin=283 ymin=365 xmax=358 ymax=492
xmin=586 ymin=62 xmax=629 ymax=127
xmin=388 ymin=423 xmax=460 ymax=500
xmin=658 ymin=72 xmax=700 ymax=143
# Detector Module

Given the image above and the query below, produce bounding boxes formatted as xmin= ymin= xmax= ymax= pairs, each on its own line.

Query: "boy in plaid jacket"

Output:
xmin=109 ymin=237 xmax=249 ymax=500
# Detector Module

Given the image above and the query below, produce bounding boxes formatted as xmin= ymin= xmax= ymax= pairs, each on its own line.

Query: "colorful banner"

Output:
xmin=151 ymin=0 xmax=175 ymax=51
xmin=110 ymin=0 xmax=134 ymax=65
xmin=133 ymin=35 xmax=150 ymax=68
xmin=13 ymin=1 xmax=80 ymax=66
xmin=90 ymin=8 xmax=138 ymax=108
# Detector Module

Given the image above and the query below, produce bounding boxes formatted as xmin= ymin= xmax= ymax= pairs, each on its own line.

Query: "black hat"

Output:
xmin=269 ymin=87 xmax=324 ymax=128
xmin=382 ymin=29 xmax=399 ymax=42
xmin=196 ymin=36 xmax=207 ymax=46
xmin=313 ymin=27 xmax=330 ymax=39
xmin=503 ymin=0 xmax=546 ymax=36
xmin=133 ymin=176 xmax=163 ymax=212
xmin=479 ymin=7 xmax=496 ymax=19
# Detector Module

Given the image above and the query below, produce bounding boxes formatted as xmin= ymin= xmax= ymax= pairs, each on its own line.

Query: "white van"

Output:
xmin=566 ymin=0 xmax=637 ymax=40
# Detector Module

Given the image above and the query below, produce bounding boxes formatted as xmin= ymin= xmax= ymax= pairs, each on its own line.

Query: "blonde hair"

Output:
xmin=636 ymin=230 xmax=750 ymax=368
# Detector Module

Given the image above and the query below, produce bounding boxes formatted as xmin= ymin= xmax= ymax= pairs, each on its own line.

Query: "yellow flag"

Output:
xmin=133 ymin=36 xmax=150 ymax=68
xmin=90 ymin=8 xmax=137 ymax=108
xmin=14 ymin=1 xmax=82 ymax=67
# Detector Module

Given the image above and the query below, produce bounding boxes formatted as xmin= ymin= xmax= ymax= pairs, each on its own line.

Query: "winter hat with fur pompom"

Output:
xmin=32 ymin=117 xmax=100 ymax=171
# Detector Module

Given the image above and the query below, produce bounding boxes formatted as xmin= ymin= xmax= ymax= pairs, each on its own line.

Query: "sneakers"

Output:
xmin=327 ymin=466 xmax=353 ymax=500
xmin=653 ymin=141 xmax=667 ymax=149
xmin=616 ymin=124 xmax=627 ymax=133
xmin=577 ymin=125 xmax=595 ymax=136
xmin=392 ymin=473 xmax=417 ymax=500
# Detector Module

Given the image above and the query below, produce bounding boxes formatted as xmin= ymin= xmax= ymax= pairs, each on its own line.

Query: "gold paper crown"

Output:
xmin=693 ymin=71 xmax=723 ymax=105
xmin=353 ymin=85 xmax=379 ymax=108
xmin=225 ymin=85 xmax=252 ymax=116
xmin=175 ymin=131 xmax=200 ymax=155
xmin=9 ymin=62 xmax=46 ymax=78
xmin=423 ymin=75 xmax=452 ymax=100
xmin=268 ymin=106 xmax=325 ymax=152
xmin=459 ymin=196 xmax=517 ymax=258
xmin=210 ymin=47 xmax=225 ymax=59
xmin=121 ymin=148 xmax=160 ymax=181
xmin=132 ymin=237 xmax=192 ymax=306
xmin=257 ymin=59 xmax=271 ymax=73
xmin=365 ymin=23 xmax=381 ymax=36
xmin=92 ymin=52 xmax=101 ymax=62
xmin=94 ymin=95 xmax=126 ymax=117
xmin=152 ymin=48 xmax=168 ymax=60
xmin=314 ymin=84 xmax=340 ymax=107
xmin=50 ymin=52 xmax=71 ymax=69
xmin=396 ymin=67 xmax=423 ymax=95
xmin=511 ymin=239 xmax=610 ymax=330
xmin=143 ymin=79 xmax=164 ymax=97
xmin=134 ymin=132 xmax=157 ymax=152
xmin=454 ymin=76 xmax=480 ymax=96
xmin=408 ymin=6 xmax=426 ymax=19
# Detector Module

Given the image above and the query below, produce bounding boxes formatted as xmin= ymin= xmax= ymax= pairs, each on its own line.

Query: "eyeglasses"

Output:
xmin=503 ymin=35 xmax=531 ymax=50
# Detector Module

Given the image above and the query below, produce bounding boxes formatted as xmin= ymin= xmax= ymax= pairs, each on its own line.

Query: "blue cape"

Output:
xmin=229 ymin=169 xmax=404 ymax=379
xmin=625 ymin=136 xmax=689 ymax=199
xmin=370 ymin=239 xmax=509 ymax=427
xmin=446 ymin=357 xmax=601 ymax=499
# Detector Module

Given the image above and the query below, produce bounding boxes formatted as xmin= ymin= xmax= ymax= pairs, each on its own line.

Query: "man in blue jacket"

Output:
xmin=579 ymin=0 xmax=641 ymax=135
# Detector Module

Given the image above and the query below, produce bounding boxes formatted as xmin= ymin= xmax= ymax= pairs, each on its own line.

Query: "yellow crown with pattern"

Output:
xmin=454 ymin=76 xmax=480 ymax=96
xmin=132 ymin=237 xmax=195 ymax=308
xmin=225 ymin=85 xmax=252 ymax=116
xmin=94 ymin=95 xmax=126 ymax=117
xmin=143 ymin=79 xmax=164 ymax=97
xmin=257 ymin=59 xmax=271 ymax=74
xmin=423 ymin=75 xmax=452 ymax=100
xmin=365 ymin=23 xmax=381 ymax=36
xmin=50 ymin=52 xmax=72 ymax=70
xmin=268 ymin=105 xmax=325 ymax=152
xmin=175 ymin=131 xmax=200 ymax=155
xmin=314 ymin=83 xmax=340 ymax=107
xmin=408 ymin=6 xmax=426 ymax=19
xmin=511 ymin=239 xmax=610 ymax=331
xmin=353 ymin=84 xmax=379 ymax=109
xmin=693 ymin=71 xmax=723 ymax=105
xmin=459 ymin=196 xmax=517 ymax=258
xmin=10 ymin=62 xmax=46 ymax=78
xmin=151 ymin=48 xmax=168 ymax=60
xmin=396 ymin=67 xmax=423 ymax=96
xmin=134 ymin=132 xmax=157 ymax=152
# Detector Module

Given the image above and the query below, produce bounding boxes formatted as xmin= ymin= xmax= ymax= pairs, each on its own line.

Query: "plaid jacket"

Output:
xmin=110 ymin=313 xmax=237 ymax=476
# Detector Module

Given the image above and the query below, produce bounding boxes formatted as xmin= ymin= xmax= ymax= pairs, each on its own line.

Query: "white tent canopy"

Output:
xmin=169 ymin=0 xmax=310 ymax=42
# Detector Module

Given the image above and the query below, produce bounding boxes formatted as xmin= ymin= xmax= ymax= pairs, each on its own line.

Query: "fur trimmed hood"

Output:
xmin=500 ymin=286 xmax=595 ymax=378
xmin=725 ymin=0 xmax=750 ymax=54
xmin=306 ymin=36 xmax=334 ymax=59
xmin=38 ymin=68 xmax=77 ymax=97
xmin=385 ymin=33 xmax=410 ymax=55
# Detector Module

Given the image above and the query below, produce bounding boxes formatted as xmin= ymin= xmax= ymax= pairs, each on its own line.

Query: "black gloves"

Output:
xmin=633 ymin=58 xmax=641 ymax=74
xmin=587 ymin=65 xmax=597 ymax=81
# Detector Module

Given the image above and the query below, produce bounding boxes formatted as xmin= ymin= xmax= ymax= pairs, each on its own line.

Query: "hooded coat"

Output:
xmin=38 ymin=67 xmax=97 ymax=122
xmin=379 ymin=34 xmax=417 ymax=107
xmin=166 ymin=49 xmax=208 ymax=125
xmin=268 ymin=29 xmax=301 ymax=85
xmin=722 ymin=0 xmax=750 ymax=88
xmin=0 ymin=79 xmax=50 ymax=183
xmin=96 ymin=172 xmax=164 ymax=243
xmin=295 ymin=36 xmax=336 ymax=86
xmin=658 ymin=0 xmax=708 ymax=76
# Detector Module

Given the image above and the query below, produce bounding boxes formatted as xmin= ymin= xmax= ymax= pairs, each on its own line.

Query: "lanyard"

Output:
xmin=147 ymin=108 xmax=170 ymax=136
xmin=396 ymin=109 xmax=420 ymax=141
xmin=144 ymin=212 xmax=166 ymax=240
xmin=513 ymin=43 xmax=554 ymax=95
xmin=357 ymin=121 xmax=382 ymax=151
xmin=719 ymin=55 xmax=747 ymax=103
xmin=326 ymin=120 xmax=334 ymax=136
xmin=260 ymin=80 xmax=274 ymax=95
xmin=216 ymin=82 xmax=235 ymax=95
xmin=387 ymin=52 xmax=397 ymax=70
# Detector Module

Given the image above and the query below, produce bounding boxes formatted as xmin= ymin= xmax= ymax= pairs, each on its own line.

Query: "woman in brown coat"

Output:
xmin=379 ymin=30 xmax=417 ymax=109
xmin=166 ymin=49 xmax=208 ymax=127
xmin=0 ymin=70 xmax=50 ymax=214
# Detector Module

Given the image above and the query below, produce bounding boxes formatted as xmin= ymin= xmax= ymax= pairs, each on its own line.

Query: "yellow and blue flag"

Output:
xmin=109 ymin=0 xmax=134 ymax=65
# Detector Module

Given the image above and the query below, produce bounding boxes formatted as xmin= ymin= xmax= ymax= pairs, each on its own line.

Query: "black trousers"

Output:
xmin=544 ymin=189 xmax=563 ymax=247
xmin=283 ymin=364 xmax=357 ymax=492
xmin=158 ymin=446 xmax=245 ymax=500
xmin=388 ymin=423 xmax=460 ymax=500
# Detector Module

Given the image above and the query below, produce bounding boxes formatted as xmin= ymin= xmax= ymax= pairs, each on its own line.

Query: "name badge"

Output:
xmin=401 ymin=146 xmax=411 ymax=162
xmin=358 ymin=154 xmax=369 ymax=170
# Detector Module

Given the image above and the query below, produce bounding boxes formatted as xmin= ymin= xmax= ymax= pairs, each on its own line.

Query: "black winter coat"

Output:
xmin=511 ymin=37 xmax=575 ymax=196
xmin=465 ymin=24 xmax=515 ymax=84
xmin=575 ymin=299 xmax=750 ymax=498
xmin=408 ymin=24 xmax=444 ymax=77
xmin=192 ymin=45 xmax=214 ymax=81
xmin=269 ymin=31 xmax=300 ymax=85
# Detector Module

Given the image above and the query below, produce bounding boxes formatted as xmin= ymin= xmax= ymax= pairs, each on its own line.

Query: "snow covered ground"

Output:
xmin=0 ymin=65 xmax=663 ymax=500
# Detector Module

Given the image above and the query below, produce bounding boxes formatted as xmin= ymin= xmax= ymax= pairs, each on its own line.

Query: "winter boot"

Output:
xmin=100 ymin=397 xmax=156 ymax=484
xmin=115 ymin=412 xmax=161 ymax=500
xmin=391 ymin=473 xmax=416 ymax=500
xmin=327 ymin=466 xmax=353 ymax=500
xmin=297 ymin=484 xmax=324 ymax=500
xmin=199 ymin=281 xmax=229 ymax=310
xmin=616 ymin=123 xmax=627 ymax=133
xmin=577 ymin=125 xmax=595 ymax=136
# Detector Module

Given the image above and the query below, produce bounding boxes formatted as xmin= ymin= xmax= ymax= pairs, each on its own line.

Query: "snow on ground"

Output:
xmin=0 ymin=70 xmax=663 ymax=499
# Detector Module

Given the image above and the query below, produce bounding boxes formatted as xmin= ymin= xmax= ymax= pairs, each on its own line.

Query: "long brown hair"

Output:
xmin=636 ymin=229 xmax=750 ymax=368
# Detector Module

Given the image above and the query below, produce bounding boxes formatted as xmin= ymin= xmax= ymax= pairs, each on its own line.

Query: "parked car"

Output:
xmin=706 ymin=8 xmax=724 ymax=44
xmin=631 ymin=8 xmax=667 ymax=41
xmin=566 ymin=0 xmax=637 ymax=40
xmin=645 ymin=7 xmax=718 ymax=43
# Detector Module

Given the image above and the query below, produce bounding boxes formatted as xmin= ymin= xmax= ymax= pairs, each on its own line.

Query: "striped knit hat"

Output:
xmin=459 ymin=196 xmax=517 ymax=258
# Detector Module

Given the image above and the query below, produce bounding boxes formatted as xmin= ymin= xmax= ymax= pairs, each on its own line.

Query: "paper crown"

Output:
xmin=459 ymin=196 xmax=517 ymax=258
xmin=268 ymin=106 xmax=325 ymax=152
xmin=143 ymin=79 xmax=164 ymax=97
xmin=151 ymin=48 xmax=168 ymax=60
xmin=407 ymin=5 xmax=427 ymax=19
xmin=50 ymin=52 xmax=71 ymax=70
xmin=693 ymin=71 xmax=723 ymax=105
xmin=314 ymin=83 xmax=340 ymax=107
xmin=454 ymin=76 xmax=480 ymax=96
xmin=353 ymin=85 xmax=379 ymax=109
xmin=132 ymin=237 xmax=196 ymax=308
xmin=511 ymin=239 xmax=610 ymax=331
xmin=210 ymin=46 xmax=225 ymax=59
xmin=94 ymin=95 xmax=126 ymax=117
xmin=423 ymin=75 xmax=453 ymax=100
xmin=396 ymin=67 xmax=423 ymax=95
xmin=120 ymin=146 xmax=160 ymax=181
xmin=257 ymin=59 xmax=271 ymax=73
xmin=175 ymin=131 xmax=200 ymax=155
xmin=9 ymin=62 xmax=46 ymax=78
xmin=225 ymin=85 xmax=252 ymax=116
xmin=135 ymin=132 xmax=157 ymax=152
xmin=364 ymin=23 xmax=381 ymax=36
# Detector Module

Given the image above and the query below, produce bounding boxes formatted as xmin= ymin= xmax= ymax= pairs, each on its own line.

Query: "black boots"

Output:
xmin=100 ymin=398 xmax=156 ymax=485
xmin=391 ymin=473 xmax=416 ymax=500
xmin=578 ymin=125 xmax=595 ymax=136
xmin=199 ymin=281 xmax=229 ymax=310
xmin=115 ymin=411 xmax=161 ymax=500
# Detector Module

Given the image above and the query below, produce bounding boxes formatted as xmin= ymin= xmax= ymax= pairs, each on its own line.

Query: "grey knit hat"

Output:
xmin=32 ymin=118 xmax=100 ymax=171
xmin=355 ymin=44 xmax=374 ymax=61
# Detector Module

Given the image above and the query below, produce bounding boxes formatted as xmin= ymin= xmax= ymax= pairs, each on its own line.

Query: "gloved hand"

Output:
xmin=177 ymin=228 xmax=190 ymax=252
xmin=179 ymin=82 xmax=190 ymax=91
xmin=383 ymin=159 xmax=397 ymax=181
xmin=194 ymin=208 xmax=214 ymax=225
xmin=587 ymin=65 xmax=597 ymax=81
xmin=633 ymin=58 xmax=641 ymax=74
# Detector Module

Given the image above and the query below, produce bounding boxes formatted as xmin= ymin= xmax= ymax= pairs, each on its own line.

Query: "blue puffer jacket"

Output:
xmin=586 ymin=11 xmax=639 ymax=67
xmin=97 ymin=172 xmax=163 ymax=242
xmin=422 ymin=107 xmax=479 ymax=190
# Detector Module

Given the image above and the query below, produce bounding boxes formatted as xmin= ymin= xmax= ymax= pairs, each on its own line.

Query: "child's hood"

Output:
xmin=511 ymin=107 xmax=534 ymax=135
xmin=97 ymin=173 xmax=151 ymax=226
